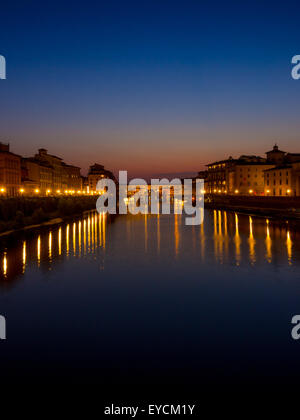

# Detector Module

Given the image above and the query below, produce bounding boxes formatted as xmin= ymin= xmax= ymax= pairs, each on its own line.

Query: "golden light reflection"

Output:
xmin=73 ymin=222 xmax=76 ymax=255
xmin=91 ymin=216 xmax=94 ymax=251
xmin=234 ymin=213 xmax=241 ymax=265
xmin=88 ymin=217 xmax=91 ymax=251
xmin=22 ymin=241 xmax=26 ymax=273
xmin=37 ymin=236 xmax=41 ymax=265
xmin=94 ymin=215 xmax=97 ymax=248
xmin=200 ymin=209 xmax=205 ymax=261
xmin=248 ymin=216 xmax=256 ymax=264
xmin=265 ymin=221 xmax=272 ymax=263
xmin=58 ymin=227 xmax=62 ymax=255
xmin=84 ymin=219 xmax=87 ymax=253
xmin=213 ymin=210 xmax=217 ymax=234
xmin=213 ymin=210 xmax=224 ymax=263
xmin=223 ymin=211 xmax=229 ymax=259
xmin=102 ymin=213 xmax=106 ymax=250
xmin=98 ymin=214 xmax=102 ymax=246
xmin=78 ymin=221 xmax=82 ymax=256
xmin=218 ymin=210 xmax=222 ymax=235
xmin=66 ymin=224 xmax=69 ymax=256
xmin=287 ymin=231 xmax=292 ymax=265
xmin=3 ymin=253 xmax=7 ymax=276
xmin=48 ymin=231 xmax=52 ymax=260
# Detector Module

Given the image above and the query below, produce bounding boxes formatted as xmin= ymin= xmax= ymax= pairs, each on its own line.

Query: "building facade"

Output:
xmin=205 ymin=145 xmax=300 ymax=196
xmin=88 ymin=164 xmax=115 ymax=192
xmin=0 ymin=143 xmax=21 ymax=196
xmin=34 ymin=149 xmax=64 ymax=192
xmin=22 ymin=149 xmax=83 ymax=195
xmin=233 ymin=162 xmax=275 ymax=195
xmin=206 ymin=155 xmax=274 ymax=195
xmin=263 ymin=145 xmax=300 ymax=196
xmin=62 ymin=163 xmax=82 ymax=191
xmin=21 ymin=158 xmax=53 ymax=194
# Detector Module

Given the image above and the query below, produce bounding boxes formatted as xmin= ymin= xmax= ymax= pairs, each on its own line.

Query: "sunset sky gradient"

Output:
xmin=0 ymin=1 xmax=300 ymax=178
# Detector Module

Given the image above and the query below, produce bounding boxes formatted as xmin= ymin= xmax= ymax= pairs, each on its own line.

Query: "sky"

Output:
xmin=0 ymin=0 xmax=300 ymax=178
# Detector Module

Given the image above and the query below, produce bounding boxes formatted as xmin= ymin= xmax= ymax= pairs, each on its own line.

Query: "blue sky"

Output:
xmin=0 ymin=1 xmax=300 ymax=177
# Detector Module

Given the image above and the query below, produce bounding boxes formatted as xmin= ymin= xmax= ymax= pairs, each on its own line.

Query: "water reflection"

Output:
xmin=248 ymin=216 xmax=256 ymax=264
xmin=234 ymin=213 xmax=241 ymax=266
xmin=58 ymin=227 xmax=62 ymax=256
xmin=37 ymin=236 xmax=41 ymax=266
xmin=49 ymin=231 xmax=52 ymax=261
xmin=0 ymin=210 xmax=299 ymax=287
xmin=3 ymin=253 xmax=7 ymax=277
xmin=287 ymin=231 xmax=292 ymax=265
xmin=22 ymin=241 xmax=26 ymax=273
xmin=66 ymin=224 xmax=69 ymax=257
xmin=265 ymin=220 xmax=272 ymax=263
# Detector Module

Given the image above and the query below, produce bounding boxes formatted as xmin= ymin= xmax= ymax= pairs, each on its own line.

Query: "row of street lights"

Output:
xmin=0 ymin=187 xmax=103 ymax=196
xmin=211 ymin=188 xmax=292 ymax=195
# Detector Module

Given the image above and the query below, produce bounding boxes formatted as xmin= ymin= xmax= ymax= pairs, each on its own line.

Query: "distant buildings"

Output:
xmin=87 ymin=164 xmax=116 ymax=192
xmin=21 ymin=148 xmax=82 ymax=195
xmin=0 ymin=143 xmax=21 ymax=196
xmin=0 ymin=143 xmax=115 ymax=196
xmin=204 ymin=145 xmax=300 ymax=196
xmin=264 ymin=146 xmax=300 ymax=196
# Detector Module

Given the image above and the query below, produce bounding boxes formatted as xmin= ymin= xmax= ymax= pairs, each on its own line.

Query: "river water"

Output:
xmin=0 ymin=209 xmax=300 ymax=386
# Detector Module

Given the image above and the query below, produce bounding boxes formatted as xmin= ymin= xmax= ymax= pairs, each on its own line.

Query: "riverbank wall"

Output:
xmin=0 ymin=196 xmax=98 ymax=234
xmin=205 ymin=194 xmax=300 ymax=220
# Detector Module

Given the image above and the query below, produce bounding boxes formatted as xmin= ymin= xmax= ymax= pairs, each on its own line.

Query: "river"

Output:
xmin=0 ymin=209 xmax=300 ymax=385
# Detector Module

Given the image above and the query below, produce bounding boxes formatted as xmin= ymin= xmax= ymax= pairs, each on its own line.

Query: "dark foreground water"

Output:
xmin=0 ymin=209 xmax=300 ymax=387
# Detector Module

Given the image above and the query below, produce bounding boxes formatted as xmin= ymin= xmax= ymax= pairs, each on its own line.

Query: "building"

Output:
xmin=0 ymin=142 xmax=21 ymax=196
xmin=266 ymin=144 xmax=286 ymax=164
xmin=34 ymin=148 xmax=64 ymax=192
xmin=264 ymin=162 xmax=300 ymax=197
xmin=264 ymin=165 xmax=294 ymax=196
xmin=233 ymin=161 xmax=275 ymax=195
xmin=206 ymin=157 xmax=237 ymax=193
xmin=22 ymin=158 xmax=53 ymax=194
xmin=263 ymin=145 xmax=300 ymax=196
xmin=22 ymin=148 xmax=83 ymax=194
xmin=62 ymin=163 xmax=82 ymax=192
xmin=206 ymin=144 xmax=300 ymax=196
xmin=206 ymin=155 xmax=274 ymax=195
xmin=87 ymin=164 xmax=116 ymax=192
